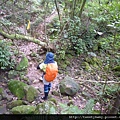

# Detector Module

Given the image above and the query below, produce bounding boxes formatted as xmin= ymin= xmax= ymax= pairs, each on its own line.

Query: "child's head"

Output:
xmin=44 ymin=52 xmax=55 ymax=64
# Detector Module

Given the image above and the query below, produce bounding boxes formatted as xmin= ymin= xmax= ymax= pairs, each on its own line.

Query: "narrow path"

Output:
xmin=18 ymin=11 xmax=59 ymax=91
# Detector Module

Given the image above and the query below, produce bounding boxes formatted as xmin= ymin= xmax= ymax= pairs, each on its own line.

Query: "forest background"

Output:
xmin=0 ymin=0 xmax=120 ymax=115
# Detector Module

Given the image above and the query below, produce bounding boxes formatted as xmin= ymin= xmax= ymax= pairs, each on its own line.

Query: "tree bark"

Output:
xmin=79 ymin=0 xmax=87 ymax=18
xmin=0 ymin=29 xmax=47 ymax=47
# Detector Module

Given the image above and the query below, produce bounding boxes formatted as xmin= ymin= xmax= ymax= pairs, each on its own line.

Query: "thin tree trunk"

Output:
xmin=79 ymin=0 xmax=87 ymax=18
xmin=54 ymin=0 xmax=62 ymax=30
xmin=72 ymin=0 xmax=77 ymax=20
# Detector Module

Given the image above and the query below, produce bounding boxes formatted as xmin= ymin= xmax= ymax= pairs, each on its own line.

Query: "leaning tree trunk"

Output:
xmin=0 ymin=29 xmax=47 ymax=47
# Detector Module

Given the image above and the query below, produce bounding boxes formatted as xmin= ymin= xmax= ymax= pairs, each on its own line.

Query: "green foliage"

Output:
xmin=82 ymin=99 xmax=95 ymax=114
xmin=59 ymin=103 xmax=83 ymax=114
xmin=61 ymin=16 xmax=87 ymax=55
xmin=105 ymin=84 xmax=120 ymax=95
xmin=0 ymin=40 xmax=14 ymax=70
xmin=59 ymin=99 xmax=95 ymax=114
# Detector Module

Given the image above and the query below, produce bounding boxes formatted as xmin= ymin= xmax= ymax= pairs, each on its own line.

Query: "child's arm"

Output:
xmin=37 ymin=63 xmax=47 ymax=72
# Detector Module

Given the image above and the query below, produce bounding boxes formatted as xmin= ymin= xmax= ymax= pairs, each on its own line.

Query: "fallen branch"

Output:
xmin=77 ymin=79 xmax=120 ymax=84
xmin=0 ymin=29 xmax=47 ymax=47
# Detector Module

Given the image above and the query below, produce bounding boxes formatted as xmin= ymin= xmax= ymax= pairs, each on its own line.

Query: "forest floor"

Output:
xmin=16 ymin=11 xmax=88 ymax=109
xmin=0 ymin=11 xmax=118 ymax=114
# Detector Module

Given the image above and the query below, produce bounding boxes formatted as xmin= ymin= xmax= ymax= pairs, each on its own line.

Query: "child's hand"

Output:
xmin=39 ymin=63 xmax=47 ymax=72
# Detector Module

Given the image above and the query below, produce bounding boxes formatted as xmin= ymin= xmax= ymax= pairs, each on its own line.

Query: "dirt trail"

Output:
xmin=16 ymin=11 xmax=87 ymax=110
xmin=18 ymin=11 xmax=60 ymax=93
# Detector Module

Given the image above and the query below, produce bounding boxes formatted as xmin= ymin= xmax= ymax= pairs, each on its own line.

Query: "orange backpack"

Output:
xmin=44 ymin=63 xmax=58 ymax=82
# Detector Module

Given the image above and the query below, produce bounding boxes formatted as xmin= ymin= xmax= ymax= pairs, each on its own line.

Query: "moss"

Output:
xmin=34 ymin=101 xmax=57 ymax=114
xmin=7 ymin=100 xmax=24 ymax=109
xmin=11 ymin=105 xmax=36 ymax=114
xmin=0 ymin=88 xmax=3 ymax=95
xmin=8 ymin=80 xmax=28 ymax=99
xmin=49 ymin=98 xmax=57 ymax=104
xmin=82 ymin=62 xmax=91 ymax=71
xmin=16 ymin=56 xmax=28 ymax=71
xmin=25 ymin=86 xmax=38 ymax=102
xmin=85 ymin=57 xmax=102 ymax=67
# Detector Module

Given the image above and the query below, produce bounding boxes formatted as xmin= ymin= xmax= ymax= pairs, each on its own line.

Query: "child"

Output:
xmin=37 ymin=52 xmax=58 ymax=100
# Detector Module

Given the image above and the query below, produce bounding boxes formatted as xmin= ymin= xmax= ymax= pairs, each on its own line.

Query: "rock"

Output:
xmin=16 ymin=56 xmax=29 ymax=71
xmin=0 ymin=35 xmax=4 ymax=39
xmin=8 ymin=70 xmax=18 ymax=79
xmin=6 ymin=95 xmax=13 ymax=102
xmin=88 ymin=52 xmax=97 ymax=57
xmin=1 ymin=89 xmax=8 ymax=99
xmin=7 ymin=100 xmax=24 ymax=109
xmin=11 ymin=105 xmax=36 ymax=114
xmin=0 ymin=105 xmax=7 ymax=114
xmin=59 ymin=76 xmax=80 ymax=96
xmin=34 ymin=101 xmax=57 ymax=114
xmin=8 ymin=80 xmax=28 ymax=99
xmin=24 ymin=86 xmax=38 ymax=102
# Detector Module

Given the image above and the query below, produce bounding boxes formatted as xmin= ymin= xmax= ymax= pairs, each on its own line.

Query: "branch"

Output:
xmin=0 ymin=29 xmax=47 ymax=47
xmin=77 ymin=79 xmax=120 ymax=84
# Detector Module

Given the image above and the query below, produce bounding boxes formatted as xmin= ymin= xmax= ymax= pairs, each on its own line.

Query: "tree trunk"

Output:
xmin=0 ymin=29 xmax=47 ymax=47
xmin=79 ymin=0 xmax=87 ymax=18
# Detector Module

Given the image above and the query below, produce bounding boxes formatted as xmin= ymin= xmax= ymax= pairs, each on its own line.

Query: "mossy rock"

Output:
xmin=34 ymin=101 xmax=57 ymax=114
xmin=59 ymin=76 xmax=80 ymax=96
xmin=16 ymin=56 xmax=28 ymax=71
xmin=7 ymin=100 xmax=24 ymax=109
xmin=8 ymin=80 xmax=28 ymax=99
xmin=24 ymin=86 xmax=38 ymax=102
xmin=11 ymin=105 xmax=36 ymax=114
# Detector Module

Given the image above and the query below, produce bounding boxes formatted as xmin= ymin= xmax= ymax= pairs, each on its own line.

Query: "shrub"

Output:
xmin=0 ymin=40 xmax=14 ymax=70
